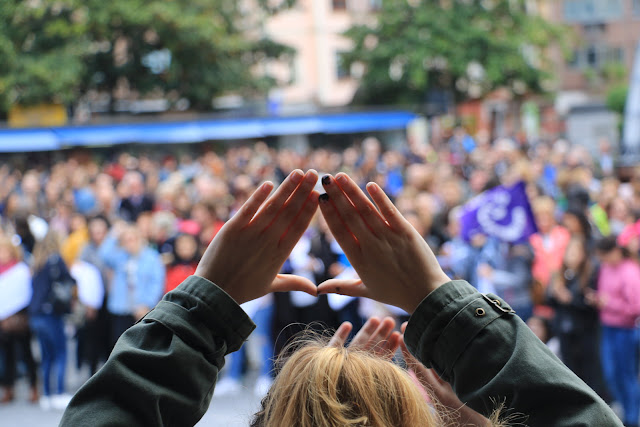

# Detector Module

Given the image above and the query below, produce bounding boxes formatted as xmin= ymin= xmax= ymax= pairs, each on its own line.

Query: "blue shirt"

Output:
xmin=99 ymin=236 xmax=165 ymax=316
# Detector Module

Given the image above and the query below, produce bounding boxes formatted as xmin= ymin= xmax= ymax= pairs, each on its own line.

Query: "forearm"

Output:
xmin=405 ymin=280 xmax=621 ymax=427
xmin=60 ymin=276 xmax=255 ymax=427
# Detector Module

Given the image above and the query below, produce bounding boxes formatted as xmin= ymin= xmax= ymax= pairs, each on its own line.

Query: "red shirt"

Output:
xmin=165 ymin=263 xmax=197 ymax=294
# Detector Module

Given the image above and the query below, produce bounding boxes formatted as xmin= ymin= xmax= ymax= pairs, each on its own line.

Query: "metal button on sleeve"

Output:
xmin=475 ymin=308 xmax=486 ymax=317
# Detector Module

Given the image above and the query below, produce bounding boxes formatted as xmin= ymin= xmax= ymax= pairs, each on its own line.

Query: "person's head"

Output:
xmin=151 ymin=211 xmax=177 ymax=243
xmin=597 ymin=236 xmax=626 ymax=266
xmin=562 ymin=209 xmax=591 ymax=240
xmin=0 ymin=235 xmax=22 ymax=265
xmin=527 ymin=316 xmax=552 ymax=344
xmin=70 ymin=213 xmax=88 ymax=233
xmin=447 ymin=206 xmax=463 ymax=238
xmin=252 ymin=342 xmax=438 ymax=427
xmin=123 ymin=171 xmax=145 ymax=197
xmin=88 ymin=215 xmax=110 ymax=246
xmin=174 ymin=233 xmax=198 ymax=263
xmin=563 ymin=238 xmax=588 ymax=271
xmin=120 ymin=225 xmax=144 ymax=256
xmin=32 ymin=230 xmax=62 ymax=272
xmin=532 ymin=196 xmax=556 ymax=234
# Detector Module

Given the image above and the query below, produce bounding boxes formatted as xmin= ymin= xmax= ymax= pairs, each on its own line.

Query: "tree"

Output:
xmin=0 ymin=0 xmax=295 ymax=115
xmin=343 ymin=0 xmax=566 ymax=109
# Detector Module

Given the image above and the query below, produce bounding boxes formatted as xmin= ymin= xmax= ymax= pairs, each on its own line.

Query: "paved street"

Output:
xmin=0 ymin=377 xmax=263 ymax=427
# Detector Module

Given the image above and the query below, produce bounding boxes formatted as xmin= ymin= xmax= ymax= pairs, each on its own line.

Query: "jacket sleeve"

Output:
xmin=404 ymin=280 xmax=621 ymax=427
xmin=60 ymin=275 xmax=256 ymax=427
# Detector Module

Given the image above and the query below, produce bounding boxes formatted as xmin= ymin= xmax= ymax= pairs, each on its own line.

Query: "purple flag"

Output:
xmin=460 ymin=181 xmax=537 ymax=243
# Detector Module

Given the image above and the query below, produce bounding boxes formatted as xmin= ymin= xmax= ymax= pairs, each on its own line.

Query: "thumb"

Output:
xmin=270 ymin=274 xmax=317 ymax=296
xmin=317 ymin=278 xmax=370 ymax=298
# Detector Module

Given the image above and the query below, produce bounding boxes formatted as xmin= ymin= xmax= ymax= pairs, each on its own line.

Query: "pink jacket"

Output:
xmin=530 ymin=226 xmax=571 ymax=287
xmin=597 ymin=259 xmax=640 ymax=328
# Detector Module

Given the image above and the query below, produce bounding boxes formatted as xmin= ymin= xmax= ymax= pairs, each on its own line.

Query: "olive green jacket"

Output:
xmin=60 ymin=277 xmax=621 ymax=426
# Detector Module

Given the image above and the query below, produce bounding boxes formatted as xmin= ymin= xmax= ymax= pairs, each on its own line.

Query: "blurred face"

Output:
xmin=70 ymin=215 xmax=87 ymax=233
xmin=122 ymin=232 xmax=142 ymax=255
xmin=564 ymin=240 xmax=585 ymax=269
xmin=89 ymin=220 xmax=108 ymax=245
xmin=598 ymin=248 xmax=623 ymax=266
xmin=535 ymin=210 xmax=555 ymax=234
xmin=562 ymin=213 xmax=581 ymax=235
xmin=175 ymin=235 xmax=198 ymax=261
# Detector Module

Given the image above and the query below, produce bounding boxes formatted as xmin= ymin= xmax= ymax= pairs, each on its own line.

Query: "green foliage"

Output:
xmin=0 ymin=0 xmax=294 ymax=113
xmin=343 ymin=0 xmax=566 ymax=107
xmin=606 ymin=85 xmax=628 ymax=115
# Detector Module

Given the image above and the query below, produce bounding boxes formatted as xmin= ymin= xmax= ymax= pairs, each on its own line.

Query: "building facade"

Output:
xmin=260 ymin=0 xmax=380 ymax=111
xmin=541 ymin=0 xmax=640 ymax=92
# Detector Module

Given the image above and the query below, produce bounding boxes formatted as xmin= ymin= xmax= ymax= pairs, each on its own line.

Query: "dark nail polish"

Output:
xmin=321 ymin=175 xmax=331 ymax=185
xmin=319 ymin=193 xmax=329 ymax=203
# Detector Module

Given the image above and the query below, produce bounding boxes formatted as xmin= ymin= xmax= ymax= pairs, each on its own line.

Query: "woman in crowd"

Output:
xmin=0 ymin=235 xmax=38 ymax=404
xmin=98 ymin=223 xmax=165 ymax=349
xmin=529 ymin=196 xmax=570 ymax=291
xmin=29 ymin=231 xmax=75 ymax=410
xmin=594 ymin=237 xmax=640 ymax=427
xmin=547 ymin=237 xmax=606 ymax=397
xmin=164 ymin=233 xmax=199 ymax=293
xmin=60 ymin=171 xmax=620 ymax=426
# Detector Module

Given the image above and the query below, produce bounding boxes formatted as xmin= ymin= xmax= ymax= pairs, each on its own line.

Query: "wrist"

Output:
xmin=404 ymin=272 xmax=451 ymax=313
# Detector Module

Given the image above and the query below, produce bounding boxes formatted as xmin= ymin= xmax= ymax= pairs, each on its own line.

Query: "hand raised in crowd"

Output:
xmin=316 ymin=173 xmax=451 ymax=313
xmin=195 ymin=169 xmax=320 ymax=305
xmin=328 ymin=316 xmax=401 ymax=358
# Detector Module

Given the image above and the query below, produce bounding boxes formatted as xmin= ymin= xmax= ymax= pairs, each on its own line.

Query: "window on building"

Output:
xmin=569 ymin=44 xmax=625 ymax=69
xmin=563 ymin=0 xmax=623 ymax=23
xmin=332 ymin=0 xmax=347 ymax=10
xmin=335 ymin=52 xmax=350 ymax=80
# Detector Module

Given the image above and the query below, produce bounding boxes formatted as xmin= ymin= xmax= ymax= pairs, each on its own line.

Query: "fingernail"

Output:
xmin=366 ymin=182 xmax=378 ymax=193
xmin=261 ymin=181 xmax=272 ymax=191
xmin=336 ymin=174 xmax=347 ymax=185
xmin=291 ymin=170 xmax=303 ymax=184
xmin=321 ymin=175 xmax=331 ymax=185
xmin=319 ymin=193 xmax=329 ymax=203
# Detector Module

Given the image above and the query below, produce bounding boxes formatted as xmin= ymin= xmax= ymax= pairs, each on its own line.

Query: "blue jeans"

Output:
xmin=227 ymin=304 xmax=273 ymax=380
xmin=30 ymin=315 xmax=67 ymax=396
xmin=601 ymin=325 xmax=640 ymax=425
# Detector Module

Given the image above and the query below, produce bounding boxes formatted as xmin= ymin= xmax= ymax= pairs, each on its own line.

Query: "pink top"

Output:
xmin=597 ymin=259 xmax=640 ymax=328
xmin=530 ymin=226 xmax=571 ymax=287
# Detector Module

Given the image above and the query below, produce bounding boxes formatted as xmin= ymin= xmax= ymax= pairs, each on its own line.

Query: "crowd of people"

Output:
xmin=0 ymin=131 xmax=639 ymax=423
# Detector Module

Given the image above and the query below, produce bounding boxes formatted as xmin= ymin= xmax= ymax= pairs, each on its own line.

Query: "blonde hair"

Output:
xmin=32 ymin=230 xmax=62 ymax=272
xmin=0 ymin=235 xmax=23 ymax=262
xmin=252 ymin=341 xmax=439 ymax=427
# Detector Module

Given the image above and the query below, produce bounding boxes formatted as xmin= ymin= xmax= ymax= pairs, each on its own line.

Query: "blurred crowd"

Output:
xmin=0 ymin=131 xmax=639 ymax=420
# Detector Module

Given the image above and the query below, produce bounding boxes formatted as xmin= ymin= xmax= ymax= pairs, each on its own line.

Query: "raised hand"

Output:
xmin=316 ymin=173 xmax=450 ymax=313
xmin=195 ymin=169 xmax=320 ymax=305
xmin=328 ymin=317 xmax=401 ymax=358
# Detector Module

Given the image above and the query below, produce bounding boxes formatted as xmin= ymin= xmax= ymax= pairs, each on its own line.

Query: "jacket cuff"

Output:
xmin=405 ymin=280 xmax=516 ymax=382
xmin=158 ymin=275 xmax=256 ymax=353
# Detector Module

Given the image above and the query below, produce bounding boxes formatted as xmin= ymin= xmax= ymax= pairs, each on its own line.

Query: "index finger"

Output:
xmin=250 ymin=169 xmax=305 ymax=229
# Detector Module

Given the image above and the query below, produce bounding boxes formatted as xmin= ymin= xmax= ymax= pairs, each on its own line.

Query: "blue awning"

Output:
xmin=0 ymin=111 xmax=417 ymax=152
